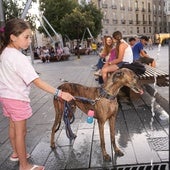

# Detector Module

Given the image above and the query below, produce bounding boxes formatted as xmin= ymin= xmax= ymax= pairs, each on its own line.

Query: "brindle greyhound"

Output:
xmin=50 ymin=68 xmax=143 ymax=161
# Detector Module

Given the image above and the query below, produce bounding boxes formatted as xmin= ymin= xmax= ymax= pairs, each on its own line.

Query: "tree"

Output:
xmin=2 ymin=0 xmax=37 ymax=29
xmin=38 ymin=0 xmax=103 ymax=40
xmin=60 ymin=8 xmax=94 ymax=40
xmin=2 ymin=0 xmax=22 ymax=21
xmin=79 ymin=2 xmax=103 ymax=38
xmin=39 ymin=0 xmax=78 ymax=36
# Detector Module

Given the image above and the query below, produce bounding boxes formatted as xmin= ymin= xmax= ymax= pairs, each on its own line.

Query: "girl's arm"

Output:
xmin=32 ymin=78 xmax=75 ymax=101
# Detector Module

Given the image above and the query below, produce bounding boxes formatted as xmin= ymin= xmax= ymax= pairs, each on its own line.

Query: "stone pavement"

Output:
xmin=0 ymin=50 xmax=169 ymax=170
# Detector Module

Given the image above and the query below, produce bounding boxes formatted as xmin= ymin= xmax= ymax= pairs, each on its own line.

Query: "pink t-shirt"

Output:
xmin=108 ymin=48 xmax=116 ymax=62
xmin=0 ymin=47 xmax=39 ymax=102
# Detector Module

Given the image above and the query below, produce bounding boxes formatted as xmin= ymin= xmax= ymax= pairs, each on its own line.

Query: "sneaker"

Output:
xmin=94 ymin=69 xmax=101 ymax=76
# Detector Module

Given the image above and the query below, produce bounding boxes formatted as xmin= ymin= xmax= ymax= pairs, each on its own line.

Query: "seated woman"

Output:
xmin=101 ymin=31 xmax=133 ymax=83
xmin=94 ymin=36 xmax=114 ymax=76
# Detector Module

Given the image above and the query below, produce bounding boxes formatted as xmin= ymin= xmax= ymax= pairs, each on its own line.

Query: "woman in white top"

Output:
xmin=101 ymin=31 xmax=133 ymax=83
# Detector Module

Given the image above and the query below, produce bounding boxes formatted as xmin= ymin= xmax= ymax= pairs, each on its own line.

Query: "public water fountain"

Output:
xmin=149 ymin=35 xmax=169 ymax=166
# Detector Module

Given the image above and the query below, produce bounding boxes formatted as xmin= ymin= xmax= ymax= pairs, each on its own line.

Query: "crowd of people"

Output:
xmin=93 ymin=31 xmax=156 ymax=83
xmin=34 ymin=44 xmax=71 ymax=63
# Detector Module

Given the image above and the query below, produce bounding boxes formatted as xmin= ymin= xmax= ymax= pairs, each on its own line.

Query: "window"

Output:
xmin=112 ymin=12 xmax=117 ymax=19
xmin=135 ymin=0 xmax=139 ymax=10
xmin=148 ymin=2 xmax=151 ymax=12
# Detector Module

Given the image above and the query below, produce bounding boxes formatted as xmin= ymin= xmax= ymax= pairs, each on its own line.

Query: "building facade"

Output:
xmin=91 ymin=0 xmax=168 ymax=40
xmin=164 ymin=0 xmax=170 ymax=32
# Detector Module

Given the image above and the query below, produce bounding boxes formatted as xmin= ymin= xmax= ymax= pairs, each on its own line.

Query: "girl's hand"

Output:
xmin=60 ymin=91 xmax=75 ymax=102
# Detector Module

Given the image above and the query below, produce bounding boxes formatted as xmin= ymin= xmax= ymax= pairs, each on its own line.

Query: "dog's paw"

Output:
xmin=115 ymin=149 xmax=124 ymax=157
xmin=103 ymin=154 xmax=111 ymax=161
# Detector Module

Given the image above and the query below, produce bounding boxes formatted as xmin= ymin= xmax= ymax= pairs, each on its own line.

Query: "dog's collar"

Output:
xmin=99 ymin=87 xmax=116 ymax=100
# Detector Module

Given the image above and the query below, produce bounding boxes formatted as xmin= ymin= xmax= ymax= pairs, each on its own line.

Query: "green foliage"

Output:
xmin=60 ymin=8 xmax=94 ymax=40
xmin=39 ymin=0 xmax=78 ymax=36
xmin=2 ymin=0 xmax=36 ymax=29
xmin=2 ymin=0 xmax=22 ymax=21
xmin=80 ymin=2 xmax=103 ymax=38
xmin=39 ymin=0 xmax=103 ymax=40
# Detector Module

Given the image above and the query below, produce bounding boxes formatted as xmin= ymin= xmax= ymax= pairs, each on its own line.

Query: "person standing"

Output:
xmin=0 ymin=18 xmax=74 ymax=170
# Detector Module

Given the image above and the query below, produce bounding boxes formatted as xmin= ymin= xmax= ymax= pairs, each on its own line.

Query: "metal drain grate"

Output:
xmin=89 ymin=163 xmax=169 ymax=170
xmin=114 ymin=163 xmax=169 ymax=170
xmin=147 ymin=137 xmax=169 ymax=151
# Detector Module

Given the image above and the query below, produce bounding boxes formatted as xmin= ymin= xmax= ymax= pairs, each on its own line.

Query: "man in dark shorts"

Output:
xmin=132 ymin=36 xmax=156 ymax=67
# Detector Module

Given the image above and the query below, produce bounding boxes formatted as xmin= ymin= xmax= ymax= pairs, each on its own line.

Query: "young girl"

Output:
xmin=0 ymin=18 xmax=74 ymax=170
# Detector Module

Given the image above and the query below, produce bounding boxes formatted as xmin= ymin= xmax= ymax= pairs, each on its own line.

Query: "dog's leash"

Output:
xmin=63 ymin=96 xmax=100 ymax=141
xmin=74 ymin=96 xmax=100 ymax=105
xmin=63 ymin=89 xmax=116 ymax=141
xmin=63 ymin=101 xmax=77 ymax=141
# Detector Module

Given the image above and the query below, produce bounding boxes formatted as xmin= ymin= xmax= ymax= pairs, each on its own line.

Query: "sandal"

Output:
xmin=10 ymin=153 xmax=30 ymax=161
xmin=30 ymin=165 xmax=45 ymax=170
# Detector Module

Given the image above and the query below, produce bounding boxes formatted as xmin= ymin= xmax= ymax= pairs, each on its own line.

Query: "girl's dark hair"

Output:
xmin=0 ymin=18 xmax=30 ymax=54
xmin=112 ymin=31 xmax=123 ymax=57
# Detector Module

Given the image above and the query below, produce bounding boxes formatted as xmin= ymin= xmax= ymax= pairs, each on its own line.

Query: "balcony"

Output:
xmin=128 ymin=7 xmax=132 ymax=11
xmin=121 ymin=20 xmax=126 ymax=24
xmin=142 ymin=8 xmax=146 ymax=12
xmin=112 ymin=19 xmax=118 ymax=24
xmin=120 ymin=6 xmax=125 ymax=10
xmin=143 ymin=21 xmax=147 ymax=25
xmin=111 ymin=5 xmax=117 ymax=9
xmin=148 ymin=21 xmax=152 ymax=25
xmin=129 ymin=20 xmax=133 ymax=24
xmin=135 ymin=7 xmax=139 ymax=11
xmin=136 ymin=21 xmax=141 ymax=25
xmin=103 ymin=19 xmax=109 ymax=24
xmin=102 ymin=4 xmax=108 ymax=8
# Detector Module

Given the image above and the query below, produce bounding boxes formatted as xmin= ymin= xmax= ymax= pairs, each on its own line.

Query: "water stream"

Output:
xmin=149 ymin=43 xmax=169 ymax=166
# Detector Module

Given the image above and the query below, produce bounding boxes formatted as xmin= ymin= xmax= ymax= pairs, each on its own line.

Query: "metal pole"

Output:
xmin=86 ymin=27 xmax=93 ymax=39
xmin=37 ymin=17 xmax=55 ymax=43
xmin=21 ymin=0 xmax=32 ymax=19
xmin=0 ymin=0 xmax=5 ymax=27
xmin=21 ymin=0 xmax=34 ymax=64
xmin=42 ymin=14 xmax=63 ymax=47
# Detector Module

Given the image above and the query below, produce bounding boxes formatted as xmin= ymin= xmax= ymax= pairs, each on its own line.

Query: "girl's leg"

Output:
xmin=13 ymin=119 xmax=30 ymax=170
xmin=9 ymin=119 xmax=17 ymax=157
xmin=102 ymin=64 xmax=119 ymax=83
xmin=11 ymin=120 xmax=44 ymax=170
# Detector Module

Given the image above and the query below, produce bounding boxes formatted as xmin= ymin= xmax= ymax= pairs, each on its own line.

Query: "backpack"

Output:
xmin=121 ymin=61 xmax=146 ymax=74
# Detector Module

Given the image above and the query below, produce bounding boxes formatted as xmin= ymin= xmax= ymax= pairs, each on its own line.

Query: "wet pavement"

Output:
xmin=0 ymin=46 xmax=169 ymax=170
xmin=146 ymin=44 xmax=169 ymax=102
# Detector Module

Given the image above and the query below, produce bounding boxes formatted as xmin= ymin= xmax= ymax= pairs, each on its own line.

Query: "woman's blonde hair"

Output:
xmin=101 ymin=36 xmax=113 ymax=56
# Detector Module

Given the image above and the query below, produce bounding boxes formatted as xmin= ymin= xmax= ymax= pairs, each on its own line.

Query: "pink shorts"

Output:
xmin=0 ymin=98 xmax=32 ymax=121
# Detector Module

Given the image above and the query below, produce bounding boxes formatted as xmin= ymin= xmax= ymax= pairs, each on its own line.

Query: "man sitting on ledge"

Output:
xmin=132 ymin=36 xmax=156 ymax=67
